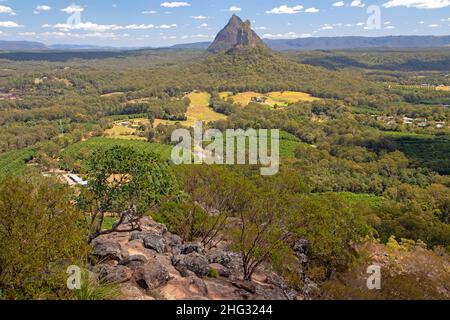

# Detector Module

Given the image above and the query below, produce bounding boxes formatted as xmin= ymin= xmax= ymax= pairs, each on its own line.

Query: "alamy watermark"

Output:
xmin=366 ymin=5 xmax=382 ymax=30
xmin=366 ymin=265 xmax=382 ymax=290
xmin=67 ymin=265 xmax=81 ymax=290
xmin=171 ymin=121 xmax=280 ymax=176
xmin=65 ymin=3 xmax=83 ymax=26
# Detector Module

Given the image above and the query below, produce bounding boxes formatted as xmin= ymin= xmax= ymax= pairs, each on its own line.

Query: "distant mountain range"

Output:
xmin=1 ymin=35 xmax=449 ymax=52
xmin=0 ymin=40 xmax=47 ymax=51
xmin=265 ymin=35 xmax=450 ymax=51
xmin=172 ymin=35 xmax=450 ymax=51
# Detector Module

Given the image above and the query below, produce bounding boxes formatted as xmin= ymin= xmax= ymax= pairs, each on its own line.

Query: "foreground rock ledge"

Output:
xmin=90 ymin=216 xmax=303 ymax=300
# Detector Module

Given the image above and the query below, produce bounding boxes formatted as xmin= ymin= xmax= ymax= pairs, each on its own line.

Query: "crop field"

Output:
xmin=0 ymin=148 xmax=36 ymax=179
xmin=323 ymin=192 xmax=384 ymax=209
xmin=60 ymin=137 xmax=172 ymax=173
xmin=277 ymin=131 xmax=308 ymax=158
xmin=385 ymin=132 xmax=450 ymax=175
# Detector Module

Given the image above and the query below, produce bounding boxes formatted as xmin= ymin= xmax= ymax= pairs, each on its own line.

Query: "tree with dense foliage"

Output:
xmin=82 ymin=145 xmax=179 ymax=242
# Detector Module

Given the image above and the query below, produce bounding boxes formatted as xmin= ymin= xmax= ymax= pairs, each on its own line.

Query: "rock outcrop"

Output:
xmin=207 ymin=15 xmax=268 ymax=54
xmin=90 ymin=216 xmax=305 ymax=300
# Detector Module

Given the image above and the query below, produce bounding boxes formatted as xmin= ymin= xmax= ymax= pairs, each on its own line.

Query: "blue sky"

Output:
xmin=0 ymin=0 xmax=449 ymax=46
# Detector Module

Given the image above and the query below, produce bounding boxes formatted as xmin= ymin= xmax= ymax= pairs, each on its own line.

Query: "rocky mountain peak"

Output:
xmin=207 ymin=15 xmax=268 ymax=53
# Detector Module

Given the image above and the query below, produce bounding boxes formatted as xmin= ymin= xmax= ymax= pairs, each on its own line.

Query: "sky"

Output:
xmin=0 ymin=0 xmax=449 ymax=47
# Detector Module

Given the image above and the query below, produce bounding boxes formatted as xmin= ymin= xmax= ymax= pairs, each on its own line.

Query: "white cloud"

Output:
xmin=356 ymin=22 xmax=365 ymax=26
xmin=263 ymin=31 xmax=311 ymax=39
xmin=198 ymin=23 xmax=208 ymax=28
xmin=333 ymin=1 xmax=345 ymax=7
xmin=351 ymin=1 xmax=366 ymax=7
xmin=19 ymin=32 xmax=37 ymax=36
xmin=305 ymin=7 xmax=320 ymax=13
xmin=47 ymin=22 xmax=117 ymax=32
xmin=321 ymin=24 xmax=334 ymax=30
xmin=142 ymin=10 xmax=157 ymax=14
xmin=181 ymin=34 xmax=212 ymax=39
xmin=61 ymin=4 xmax=84 ymax=14
xmin=428 ymin=23 xmax=440 ymax=27
xmin=0 ymin=21 xmax=22 ymax=27
xmin=0 ymin=5 xmax=16 ymax=16
xmin=383 ymin=0 xmax=450 ymax=9
xmin=36 ymin=5 xmax=52 ymax=11
xmin=229 ymin=6 xmax=242 ymax=12
xmin=266 ymin=5 xmax=304 ymax=14
xmin=191 ymin=15 xmax=207 ymax=19
xmin=160 ymin=2 xmax=191 ymax=8
xmin=42 ymin=31 xmax=67 ymax=37
xmin=123 ymin=24 xmax=155 ymax=30
xmin=158 ymin=24 xmax=177 ymax=29
xmin=385 ymin=25 xmax=395 ymax=29
xmin=254 ymin=26 xmax=268 ymax=30
xmin=43 ymin=22 xmax=173 ymax=32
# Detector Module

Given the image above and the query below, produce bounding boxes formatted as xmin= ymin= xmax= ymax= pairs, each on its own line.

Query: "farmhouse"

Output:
xmin=435 ymin=121 xmax=446 ymax=129
xmin=251 ymin=96 xmax=267 ymax=103
xmin=403 ymin=117 xmax=414 ymax=125
xmin=68 ymin=174 xmax=88 ymax=186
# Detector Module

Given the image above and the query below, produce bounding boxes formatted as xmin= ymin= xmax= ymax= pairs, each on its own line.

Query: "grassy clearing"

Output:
xmin=154 ymin=119 xmax=178 ymax=126
xmin=229 ymin=91 xmax=262 ymax=106
xmin=224 ymin=91 xmax=319 ymax=107
xmin=153 ymin=92 xmax=226 ymax=127
xmin=267 ymin=91 xmax=318 ymax=103
xmin=188 ymin=91 xmax=211 ymax=106
xmin=101 ymin=92 xmax=125 ymax=97
xmin=184 ymin=92 xmax=226 ymax=126
xmin=435 ymin=86 xmax=450 ymax=92
xmin=104 ymin=118 xmax=150 ymax=141
xmin=104 ymin=125 xmax=143 ymax=140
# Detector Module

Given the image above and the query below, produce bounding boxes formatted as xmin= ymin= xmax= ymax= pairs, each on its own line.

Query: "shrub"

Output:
xmin=0 ymin=175 xmax=89 ymax=299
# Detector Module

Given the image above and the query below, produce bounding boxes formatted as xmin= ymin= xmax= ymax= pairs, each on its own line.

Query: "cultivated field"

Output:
xmin=0 ymin=148 xmax=35 ymax=179
xmin=60 ymin=137 xmax=172 ymax=173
